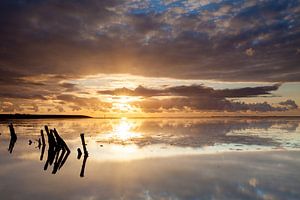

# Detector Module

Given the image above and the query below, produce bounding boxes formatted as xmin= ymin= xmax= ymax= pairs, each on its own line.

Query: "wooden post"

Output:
xmin=80 ymin=133 xmax=88 ymax=156
xmin=8 ymin=123 xmax=17 ymax=139
xmin=44 ymin=125 xmax=50 ymax=135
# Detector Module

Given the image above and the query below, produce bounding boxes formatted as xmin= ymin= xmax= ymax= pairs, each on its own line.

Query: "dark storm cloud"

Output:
xmin=0 ymin=0 xmax=300 ymax=83
xmin=99 ymin=84 xmax=298 ymax=112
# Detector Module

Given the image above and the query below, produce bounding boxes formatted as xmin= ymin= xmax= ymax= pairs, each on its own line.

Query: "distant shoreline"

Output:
xmin=1 ymin=114 xmax=300 ymax=120
xmin=0 ymin=114 xmax=92 ymax=119
xmin=95 ymin=115 xmax=300 ymax=119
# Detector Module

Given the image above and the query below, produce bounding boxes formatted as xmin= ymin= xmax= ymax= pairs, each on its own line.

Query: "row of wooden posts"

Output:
xmin=8 ymin=123 xmax=89 ymax=177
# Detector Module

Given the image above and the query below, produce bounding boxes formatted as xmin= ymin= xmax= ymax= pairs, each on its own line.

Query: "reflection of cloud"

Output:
xmin=0 ymin=149 xmax=299 ymax=200
xmin=94 ymin=118 xmax=300 ymax=148
xmin=249 ymin=178 xmax=258 ymax=187
xmin=1 ymin=118 xmax=298 ymax=149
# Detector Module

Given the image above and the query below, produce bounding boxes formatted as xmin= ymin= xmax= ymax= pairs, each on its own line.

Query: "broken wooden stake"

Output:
xmin=43 ymin=126 xmax=70 ymax=174
xmin=80 ymin=133 xmax=88 ymax=156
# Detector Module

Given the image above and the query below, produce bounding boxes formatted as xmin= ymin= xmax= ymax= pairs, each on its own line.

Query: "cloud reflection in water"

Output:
xmin=0 ymin=118 xmax=300 ymax=199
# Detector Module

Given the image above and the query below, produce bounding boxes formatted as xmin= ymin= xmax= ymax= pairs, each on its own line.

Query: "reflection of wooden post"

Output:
xmin=80 ymin=155 xmax=88 ymax=177
xmin=53 ymin=128 xmax=70 ymax=152
xmin=40 ymin=144 xmax=45 ymax=161
xmin=77 ymin=148 xmax=82 ymax=159
xmin=43 ymin=126 xmax=70 ymax=174
xmin=8 ymin=123 xmax=17 ymax=153
xmin=80 ymin=133 xmax=88 ymax=156
xmin=41 ymin=130 xmax=46 ymax=146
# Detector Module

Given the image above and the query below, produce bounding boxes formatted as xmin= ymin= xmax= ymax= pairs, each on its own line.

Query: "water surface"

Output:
xmin=0 ymin=117 xmax=299 ymax=200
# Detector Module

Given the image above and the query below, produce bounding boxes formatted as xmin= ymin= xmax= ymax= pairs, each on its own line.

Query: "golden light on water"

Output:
xmin=105 ymin=117 xmax=142 ymax=142
xmin=114 ymin=118 xmax=141 ymax=140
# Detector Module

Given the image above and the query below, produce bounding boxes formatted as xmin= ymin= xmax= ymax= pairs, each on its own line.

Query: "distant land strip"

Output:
xmin=96 ymin=116 xmax=300 ymax=119
xmin=0 ymin=114 xmax=92 ymax=119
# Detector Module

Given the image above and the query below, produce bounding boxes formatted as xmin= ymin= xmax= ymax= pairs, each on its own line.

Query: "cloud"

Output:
xmin=0 ymin=101 xmax=14 ymax=112
xmin=100 ymin=84 xmax=298 ymax=113
xmin=279 ymin=99 xmax=298 ymax=109
xmin=132 ymin=97 xmax=294 ymax=113
xmin=214 ymin=84 xmax=281 ymax=98
xmin=55 ymin=105 xmax=65 ymax=112
xmin=245 ymin=48 xmax=255 ymax=56
xmin=98 ymin=84 xmax=281 ymax=98
xmin=69 ymin=105 xmax=81 ymax=111
xmin=0 ymin=101 xmax=23 ymax=112
xmin=56 ymin=94 xmax=111 ymax=112
xmin=59 ymin=82 xmax=79 ymax=92
xmin=0 ymin=0 xmax=299 ymax=82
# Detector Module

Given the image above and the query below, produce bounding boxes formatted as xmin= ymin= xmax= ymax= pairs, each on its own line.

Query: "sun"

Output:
xmin=112 ymin=96 xmax=139 ymax=112
xmin=114 ymin=102 xmax=132 ymax=112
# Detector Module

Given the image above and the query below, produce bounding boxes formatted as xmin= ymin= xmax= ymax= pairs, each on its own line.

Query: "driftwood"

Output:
xmin=6 ymin=123 xmax=92 ymax=177
xmin=43 ymin=126 xmax=70 ymax=174
xmin=8 ymin=123 xmax=17 ymax=153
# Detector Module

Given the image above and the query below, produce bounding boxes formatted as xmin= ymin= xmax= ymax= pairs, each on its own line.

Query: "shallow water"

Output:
xmin=0 ymin=117 xmax=300 ymax=200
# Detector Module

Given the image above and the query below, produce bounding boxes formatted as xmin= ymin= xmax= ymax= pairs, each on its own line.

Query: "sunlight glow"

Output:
xmin=100 ymin=118 xmax=142 ymax=143
xmin=113 ymin=118 xmax=142 ymax=140
xmin=111 ymin=96 xmax=140 ymax=112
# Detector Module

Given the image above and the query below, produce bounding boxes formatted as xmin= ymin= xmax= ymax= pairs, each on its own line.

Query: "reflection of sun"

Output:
xmin=112 ymin=117 xmax=142 ymax=141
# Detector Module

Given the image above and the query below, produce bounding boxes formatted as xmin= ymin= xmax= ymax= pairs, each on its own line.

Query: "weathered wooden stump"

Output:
xmin=8 ymin=123 xmax=17 ymax=153
xmin=80 ymin=133 xmax=88 ymax=156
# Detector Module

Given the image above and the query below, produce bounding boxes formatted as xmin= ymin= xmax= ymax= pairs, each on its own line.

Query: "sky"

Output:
xmin=0 ymin=0 xmax=300 ymax=117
